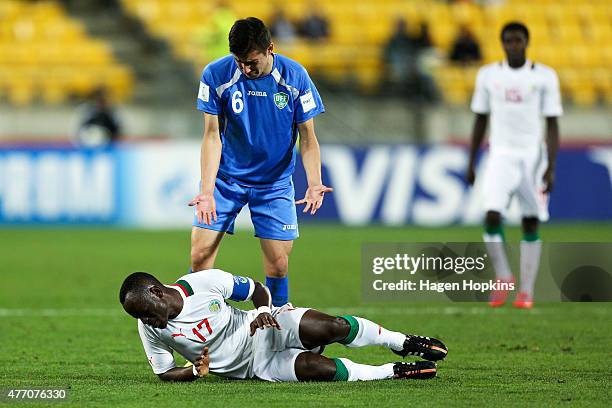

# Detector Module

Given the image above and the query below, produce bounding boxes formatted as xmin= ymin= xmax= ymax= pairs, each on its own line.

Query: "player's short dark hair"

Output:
xmin=229 ymin=17 xmax=271 ymax=58
xmin=500 ymin=22 xmax=529 ymax=42
xmin=119 ymin=272 xmax=161 ymax=305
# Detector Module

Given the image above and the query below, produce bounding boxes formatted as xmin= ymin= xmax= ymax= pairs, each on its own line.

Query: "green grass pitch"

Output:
xmin=1 ymin=224 xmax=611 ymax=407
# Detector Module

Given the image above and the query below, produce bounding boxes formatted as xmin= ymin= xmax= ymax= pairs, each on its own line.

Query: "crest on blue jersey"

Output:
xmin=273 ymin=92 xmax=289 ymax=109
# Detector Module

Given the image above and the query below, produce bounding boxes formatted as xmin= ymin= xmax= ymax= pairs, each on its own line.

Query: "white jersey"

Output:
xmin=471 ymin=60 xmax=563 ymax=151
xmin=137 ymin=269 xmax=257 ymax=378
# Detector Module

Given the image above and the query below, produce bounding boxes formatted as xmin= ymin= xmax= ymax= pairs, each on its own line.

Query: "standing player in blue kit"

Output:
xmin=189 ymin=17 xmax=332 ymax=306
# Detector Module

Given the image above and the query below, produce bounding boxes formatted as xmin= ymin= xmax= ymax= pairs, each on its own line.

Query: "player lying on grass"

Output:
xmin=119 ymin=270 xmax=448 ymax=382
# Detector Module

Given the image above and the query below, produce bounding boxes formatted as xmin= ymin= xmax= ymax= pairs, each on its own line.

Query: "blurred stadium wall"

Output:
xmin=0 ymin=0 xmax=610 ymax=227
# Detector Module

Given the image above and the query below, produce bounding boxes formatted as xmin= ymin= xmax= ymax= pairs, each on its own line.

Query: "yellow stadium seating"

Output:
xmin=118 ymin=0 xmax=611 ymax=105
xmin=0 ymin=0 xmax=133 ymax=105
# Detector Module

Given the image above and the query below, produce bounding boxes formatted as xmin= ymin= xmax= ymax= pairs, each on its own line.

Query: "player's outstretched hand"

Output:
xmin=188 ymin=193 xmax=217 ymax=225
xmin=295 ymin=184 xmax=333 ymax=215
xmin=249 ymin=312 xmax=281 ymax=336
xmin=543 ymin=166 xmax=555 ymax=193
xmin=465 ymin=165 xmax=476 ymax=186
xmin=193 ymin=347 xmax=210 ymax=378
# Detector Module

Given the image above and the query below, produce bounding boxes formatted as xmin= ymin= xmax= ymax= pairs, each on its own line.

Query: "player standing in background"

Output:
xmin=188 ymin=17 xmax=332 ymax=306
xmin=465 ymin=22 xmax=562 ymax=309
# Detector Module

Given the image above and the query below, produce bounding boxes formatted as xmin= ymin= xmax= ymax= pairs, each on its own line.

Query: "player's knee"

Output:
xmin=265 ymin=254 xmax=289 ymax=277
xmin=190 ymin=244 xmax=216 ymax=271
xmin=485 ymin=211 xmax=502 ymax=227
xmin=295 ymin=353 xmax=335 ymax=381
xmin=328 ymin=317 xmax=351 ymax=342
xmin=522 ymin=217 xmax=539 ymax=234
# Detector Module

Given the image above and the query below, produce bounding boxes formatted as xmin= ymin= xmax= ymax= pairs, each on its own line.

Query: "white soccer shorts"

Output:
xmin=481 ymin=146 xmax=550 ymax=221
xmin=250 ymin=305 xmax=311 ymax=382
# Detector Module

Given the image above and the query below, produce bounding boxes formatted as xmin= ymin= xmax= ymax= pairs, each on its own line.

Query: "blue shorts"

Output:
xmin=193 ymin=177 xmax=299 ymax=240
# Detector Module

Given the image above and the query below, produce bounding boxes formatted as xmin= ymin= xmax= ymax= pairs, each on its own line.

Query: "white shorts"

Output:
xmin=482 ymin=146 xmax=549 ymax=221
xmin=250 ymin=304 xmax=311 ymax=382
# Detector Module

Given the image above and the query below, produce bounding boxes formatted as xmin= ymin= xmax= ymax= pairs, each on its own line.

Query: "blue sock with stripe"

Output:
xmin=265 ymin=276 xmax=289 ymax=306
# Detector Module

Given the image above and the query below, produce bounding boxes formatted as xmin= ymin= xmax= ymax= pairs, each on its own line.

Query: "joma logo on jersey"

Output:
xmin=247 ymin=90 xmax=267 ymax=97
xmin=282 ymin=224 xmax=297 ymax=231
xmin=274 ymin=92 xmax=289 ymax=109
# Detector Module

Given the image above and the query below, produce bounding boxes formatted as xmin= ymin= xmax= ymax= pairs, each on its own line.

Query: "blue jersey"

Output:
xmin=196 ymin=54 xmax=325 ymax=187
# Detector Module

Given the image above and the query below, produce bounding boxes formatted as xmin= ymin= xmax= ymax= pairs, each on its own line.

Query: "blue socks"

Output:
xmin=265 ymin=276 xmax=289 ymax=306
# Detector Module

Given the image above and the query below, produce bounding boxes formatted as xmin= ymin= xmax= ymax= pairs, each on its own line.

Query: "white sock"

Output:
xmin=483 ymin=233 xmax=513 ymax=281
xmin=520 ymin=240 xmax=542 ymax=297
xmin=343 ymin=316 xmax=405 ymax=351
xmin=339 ymin=358 xmax=395 ymax=381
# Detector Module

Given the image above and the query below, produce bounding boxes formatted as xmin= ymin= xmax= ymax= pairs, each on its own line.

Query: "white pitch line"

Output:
xmin=0 ymin=305 xmax=608 ymax=318
xmin=326 ymin=306 xmax=542 ymax=315
xmin=0 ymin=308 xmax=123 ymax=317
xmin=0 ymin=306 xmax=537 ymax=318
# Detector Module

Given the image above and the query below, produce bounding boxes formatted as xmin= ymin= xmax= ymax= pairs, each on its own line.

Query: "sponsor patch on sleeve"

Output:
xmin=300 ymin=91 xmax=316 ymax=113
xmin=198 ymin=81 xmax=209 ymax=102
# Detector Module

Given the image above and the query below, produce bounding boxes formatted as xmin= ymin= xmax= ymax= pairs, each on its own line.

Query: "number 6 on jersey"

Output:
xmin=232 ymin=90 xmax=243 ymax=114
